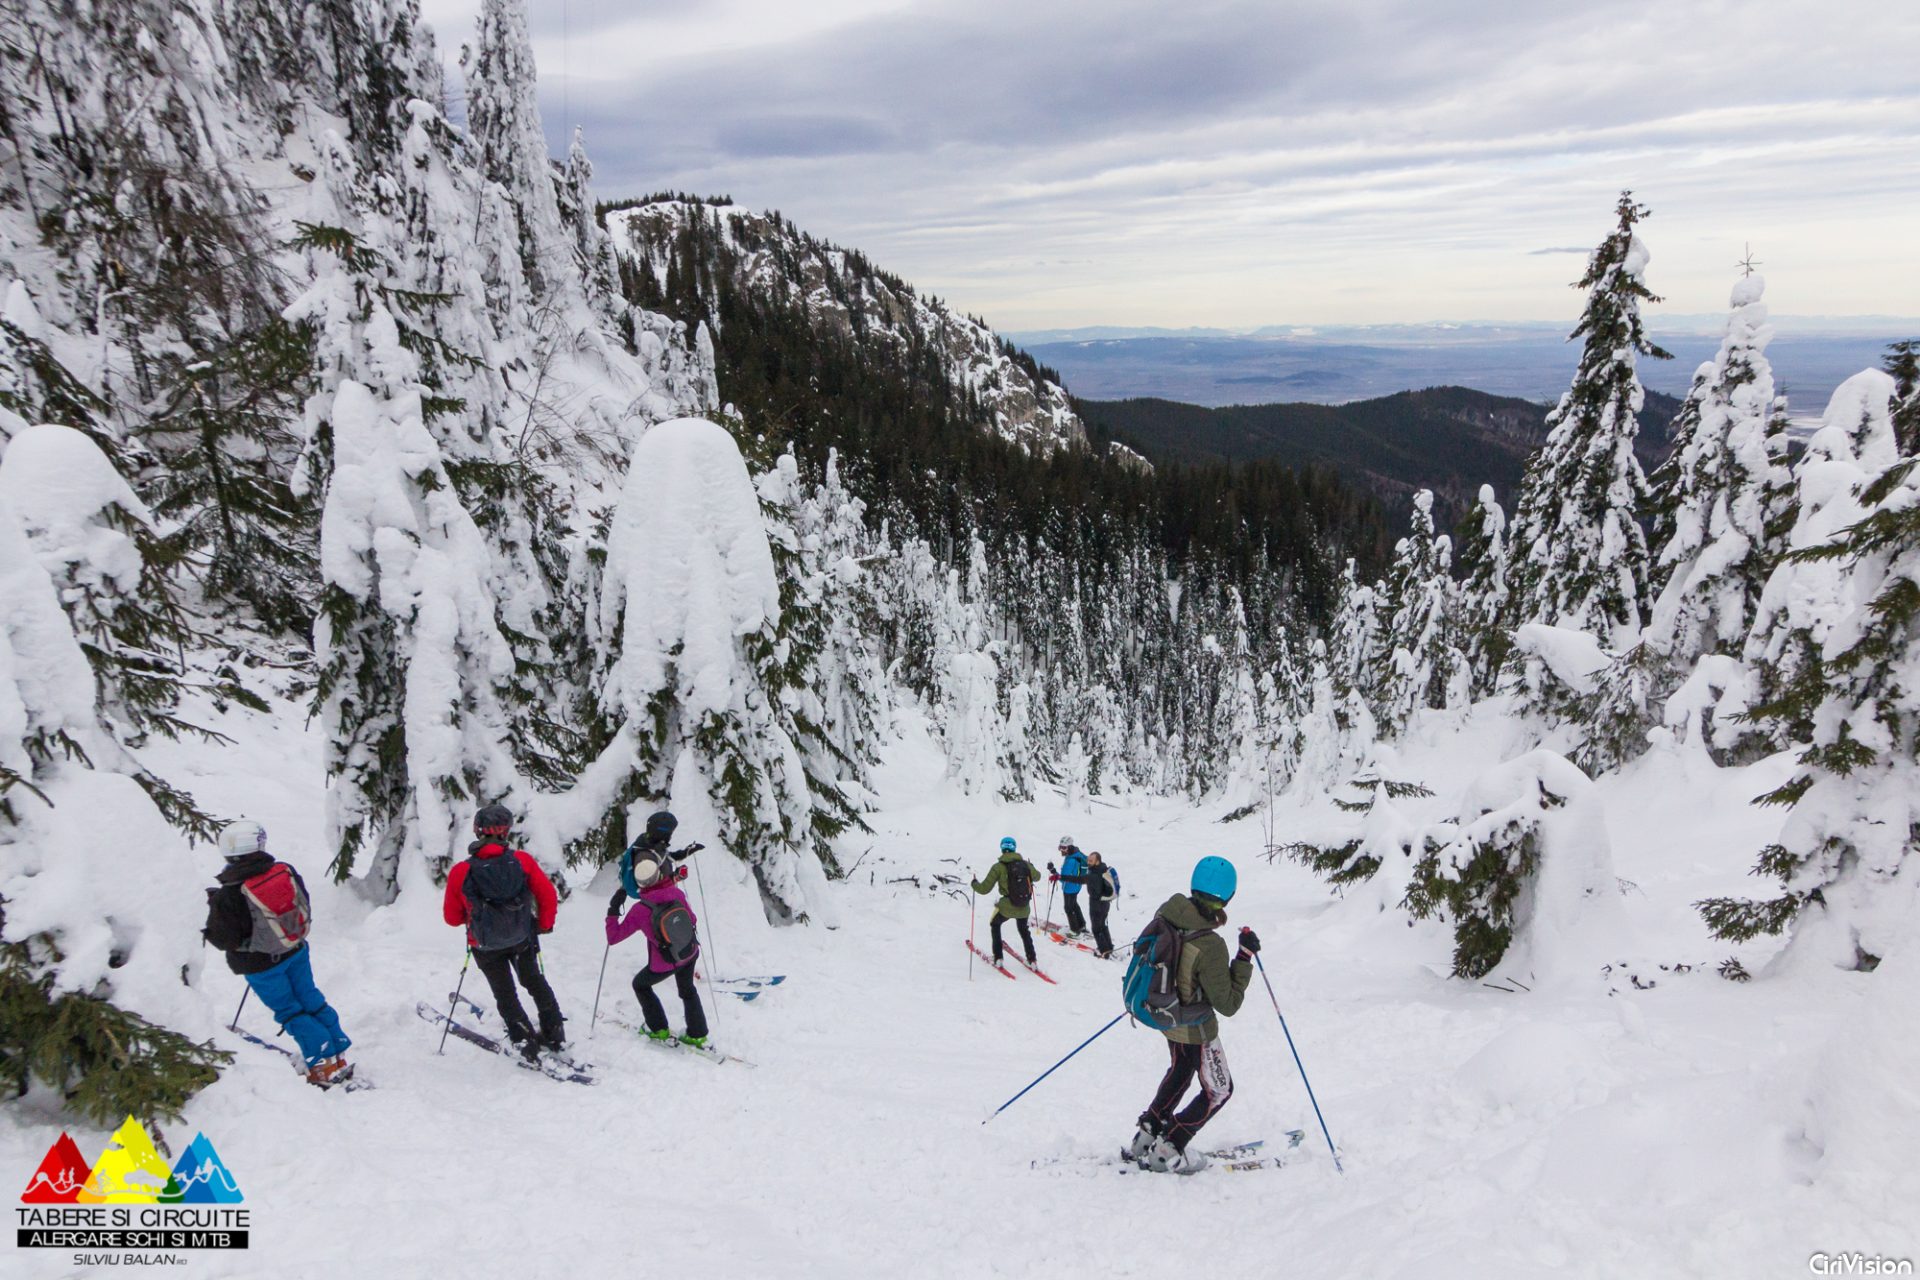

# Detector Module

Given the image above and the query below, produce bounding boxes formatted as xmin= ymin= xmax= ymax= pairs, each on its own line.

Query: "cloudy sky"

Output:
xmin=419 ymin=0 xmax=1920 ymax=331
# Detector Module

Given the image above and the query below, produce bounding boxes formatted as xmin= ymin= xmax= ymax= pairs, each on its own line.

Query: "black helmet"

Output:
xmin=474 ymin=804 xmax=514 ymax=837
xmin=644 ymin=811 xmax=678 ymax=844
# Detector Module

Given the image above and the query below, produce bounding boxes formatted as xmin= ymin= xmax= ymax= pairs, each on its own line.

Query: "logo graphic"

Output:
xmin=19 ymin=1117 xmax=242 ymax=1204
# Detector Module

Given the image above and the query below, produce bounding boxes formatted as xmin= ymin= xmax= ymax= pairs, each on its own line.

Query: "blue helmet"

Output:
xmin=1191 ymin=856 xmax=1237 ymax=905
xmin=1000 ymin=836 xmax=1017 ymax=853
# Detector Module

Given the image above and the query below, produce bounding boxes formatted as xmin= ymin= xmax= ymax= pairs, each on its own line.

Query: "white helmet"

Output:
xmin=1058 ymin=836 xmax=1075 ymax=849
xmin=218 ymin=820 xmax=268 ymax=858
xmin=630 ymin=858 xmax=661 ymax=888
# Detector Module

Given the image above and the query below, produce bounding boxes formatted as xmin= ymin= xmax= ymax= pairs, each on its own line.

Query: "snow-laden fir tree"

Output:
xmin=0 ymin=491 xmax=229 ymax=1125
xmin=463 ymin=0 xmax=579 ymax=303
xmin=1328 ymin=559 xmax=1384 ymax=713
xmin=1506 ymin=192 xmax=1670 ymax=650
xmin=571 ymin=418 xmax=831 ymax=922
xmin=1884 ymin=340 xmax=1918 ymax=456
xmin=1701 ymin=371 xmax=1914 ymax=969
xmin=1378 ymin=491 xmax=1468 ymax=733
xmin=1645 ymin=275 xmax=1795 ymax=683
xmin=1455 ymin=484 xmax=1512 ymax=696
xmin=1575 ymin=272 xmax=1798 ymax=769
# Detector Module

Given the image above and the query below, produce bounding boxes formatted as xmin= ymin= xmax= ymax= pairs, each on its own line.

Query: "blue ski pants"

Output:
xmin=245 ymin=946 xmax=350 ymax=1065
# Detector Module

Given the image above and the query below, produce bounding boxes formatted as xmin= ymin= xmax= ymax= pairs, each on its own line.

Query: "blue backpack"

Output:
xmin=1121 ymin=915 xmax=1213 ymax=1030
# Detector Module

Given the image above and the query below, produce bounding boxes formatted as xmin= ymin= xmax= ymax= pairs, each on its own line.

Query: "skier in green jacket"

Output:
xmin=972 ymin=837 xmax=1042 ymax=966
xmin=1131 ymin=856 xmax=1257 ymax=1174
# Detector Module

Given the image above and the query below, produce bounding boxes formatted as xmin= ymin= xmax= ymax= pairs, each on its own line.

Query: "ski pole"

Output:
xmin=982 ymin=1012 xmax=1125 ymax=1124
xmin=589 ymin=940 xmax=611 ymax=1039
xmin=1251 ymin=947 xmax=1343 ymax=1173
xmin=437 ymin=950 xmax=472 ymax=1056
xmin=1044 ymin=865 xmax=1057 ymax=933
xmin=227 ymin=987 xmax=250 ymax=1032
xmin=689 ymin=852 xmax=720 ymax=1034
xmin=968 ymin=891 xmax=976 ymax=981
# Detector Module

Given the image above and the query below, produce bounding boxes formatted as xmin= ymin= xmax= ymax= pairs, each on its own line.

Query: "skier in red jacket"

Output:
xmin=443 ymin=804 xmax=565 ymax=1059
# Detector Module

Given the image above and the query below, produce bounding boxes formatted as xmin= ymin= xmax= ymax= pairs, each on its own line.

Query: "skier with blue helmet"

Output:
xmin=1129 ymin=855 xmax=1259 ymax=1174
xmin=972 ymin=837 xmax=1042 ymax=966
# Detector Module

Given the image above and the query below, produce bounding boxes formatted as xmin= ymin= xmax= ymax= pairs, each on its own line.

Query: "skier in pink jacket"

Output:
xmin=605 ymin=853 xmax=707 ymax=1046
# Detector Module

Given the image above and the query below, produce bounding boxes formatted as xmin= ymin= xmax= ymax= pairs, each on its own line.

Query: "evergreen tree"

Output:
xmin=1506 ymin=192 xmax=1671 ymax=649
xmin=1378 ymin=491 xmax=1466 ymax=732
xmin=1702 ymin=372 xmax=1910 ymax=968
xmin=1455 ymin=484 xmax=1512 ymax=696
xmin=1645 ymin=273 xmax=1794 ymax=674
xmin=1884 ymin=339 xmax=1919 ymax=456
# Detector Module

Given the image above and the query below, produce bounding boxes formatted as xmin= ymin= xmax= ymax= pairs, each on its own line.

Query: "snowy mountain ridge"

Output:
xmin=606 ymin=199 xmax=1095 ymax=457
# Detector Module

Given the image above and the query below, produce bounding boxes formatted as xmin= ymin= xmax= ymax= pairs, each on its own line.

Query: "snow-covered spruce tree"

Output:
xmin=0 ymin=496 xmax=229 ymax=1126
xmin=0 ymin=426 xmax=224 ymax=837
xmin=1884 ymin=339 xmax=1918 ymax=456
xmin=1633 ymin=273 xmax=1795 ymax=762
xmin=573 ymin=418 xmax=832 ymax=922
xmin=287 ymin=223 xmax=526 ymax=896
xmin=1741 ymin=372 xmax=1903 ymax=756
xmin=1506 ymin=192 xmax=1670 ymax=650
xmin=462 ymin=0 xmax=579 ymax=304
xmin=1407 ymin=750 xmax=1622 ymax=982
xmin=1455 ymin=484 xmax=1513 ymax=696
xmin=1378 ymin=491 xmax=1468 ymax=733
xmin=1327 ymin=559 xmax=1384 ymax=715
xmin=752 ymin=447 xmax=873 ymax=864
xmin=1700 ymin=372 xmax=1917 ymax=970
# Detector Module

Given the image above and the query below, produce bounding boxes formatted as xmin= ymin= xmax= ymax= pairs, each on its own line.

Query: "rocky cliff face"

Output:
xmin=606 ymin=200 xmax=1091 ymax=456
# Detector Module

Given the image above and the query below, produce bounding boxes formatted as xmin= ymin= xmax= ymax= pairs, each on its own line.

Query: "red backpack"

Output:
xmin=240 ymin=863 xmax=312 ymax=956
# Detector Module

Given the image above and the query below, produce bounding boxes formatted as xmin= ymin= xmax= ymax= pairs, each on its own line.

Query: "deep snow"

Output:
xmin=5 ymin=688 xmax=1914 ymax=1279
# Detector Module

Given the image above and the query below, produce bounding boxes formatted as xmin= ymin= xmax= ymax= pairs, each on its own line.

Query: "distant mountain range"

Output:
xmin=1018 ymin=323 xmax=1910 ymax=416
xmin=1077 ymin=385 xmax=1684 ymax=528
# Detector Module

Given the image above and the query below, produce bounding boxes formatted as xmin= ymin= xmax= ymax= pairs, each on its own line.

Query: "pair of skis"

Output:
xmin=696 ymin=972 xmax=787 ymax=1002
xmin=600 ymin=1015 xmax=755 ymax=1067
xmin=1035 ymin=919 xmax=1116 ymax=960
xmin=1031 ymin=1132 xmax=1305 ymax=1176
xmin=417 ymin=995 xmax=597 ymax=1085
xmin=227 ymin=1024 xmax=373 ymax=1092
xmin=964 ymin=940 xmax=1057 ymax=984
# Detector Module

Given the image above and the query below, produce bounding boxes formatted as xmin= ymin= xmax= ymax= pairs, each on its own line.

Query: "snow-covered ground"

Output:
xmin=6 ymin=694 xmax=1914 ymax=1279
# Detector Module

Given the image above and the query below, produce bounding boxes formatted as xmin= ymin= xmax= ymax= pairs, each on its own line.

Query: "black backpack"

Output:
xmin=1005 ymin=859 xmax=1033 ymax=907
xmin=649 ymin=899 xmax=698 ymax=966
xmin=463 ymin=852 xmax=535 ymax=952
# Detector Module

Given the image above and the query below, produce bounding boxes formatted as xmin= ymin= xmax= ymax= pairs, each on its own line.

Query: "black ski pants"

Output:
xmin=1141 ymin=1038 xmax=1233 ymax=1152
xmin=991 ymin=912 xmax=1036 ymax=963
xmin=1088 ymin=895 xmax=1113 ymax=955
xmin=473 ymin=940 xmax=564 ymax=1047
xmin=1061 ymin=892 xmax=1087 ymax=933
xmin=633 ymin=960 xmax=708 ymax=1039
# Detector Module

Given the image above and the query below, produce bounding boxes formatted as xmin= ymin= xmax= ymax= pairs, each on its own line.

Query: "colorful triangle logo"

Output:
xmin=19 ymin=1132 xmax=91 ymax=1203
xmin=76 ymin=1116 xmax=181 ymax=1203
xmin=163 ymin=1132 xmax=243 ymax=1204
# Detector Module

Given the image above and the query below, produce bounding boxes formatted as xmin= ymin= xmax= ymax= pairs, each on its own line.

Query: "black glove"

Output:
xmin=607 ymin=888 xmax=628 ymax=918
xmin=673 ymin=842 xmax=706 ymax=859
xmin=1046 ymin=861 xmax=1057 ymax=873
xmin=1238 ymin=927 xmax=1261 ymax=956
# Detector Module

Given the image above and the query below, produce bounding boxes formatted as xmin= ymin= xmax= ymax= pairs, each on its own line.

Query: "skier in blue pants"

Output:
xmin=203 ymin=820 xmax=352 ymax=1087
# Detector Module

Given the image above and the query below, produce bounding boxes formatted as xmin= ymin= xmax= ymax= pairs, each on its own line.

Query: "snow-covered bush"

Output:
xmin=1409 ymin=750 xmax=1622 ymax=982
xmin=0 ymin=497 xmax=227 ymax=1125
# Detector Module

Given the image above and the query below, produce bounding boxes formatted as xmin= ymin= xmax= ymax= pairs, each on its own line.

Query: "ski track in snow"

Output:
xmin=4 ymin=703 xmax=1911 ymax=1279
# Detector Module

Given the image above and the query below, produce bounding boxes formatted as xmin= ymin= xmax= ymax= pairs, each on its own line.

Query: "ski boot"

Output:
xmin=1126 ymin=1122 xmax=1158 ymax=1164
xmin=1143 ymin=1137 xmax=1208 ymax=1175
xmin=305 ymin=1056 xmax=350 ymax=1089
xmin=645 ymin=1027 xmax=673 ymax=1043
xmin=680 ymin=1035 xmax=709 ymax=1049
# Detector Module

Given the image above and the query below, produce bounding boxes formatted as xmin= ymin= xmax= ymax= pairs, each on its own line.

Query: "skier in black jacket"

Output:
xmin=202 ymin=820 xmax=352 ymax=1087
xmin=1049 ymin=850 xmax=1120 ymax=957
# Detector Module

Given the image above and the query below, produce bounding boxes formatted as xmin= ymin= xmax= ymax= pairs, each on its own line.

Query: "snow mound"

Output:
xmin=0 ymin=424 xmax=151 ymax=598
xmin=1512 ymin=623 xmax=1610 ymax=696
